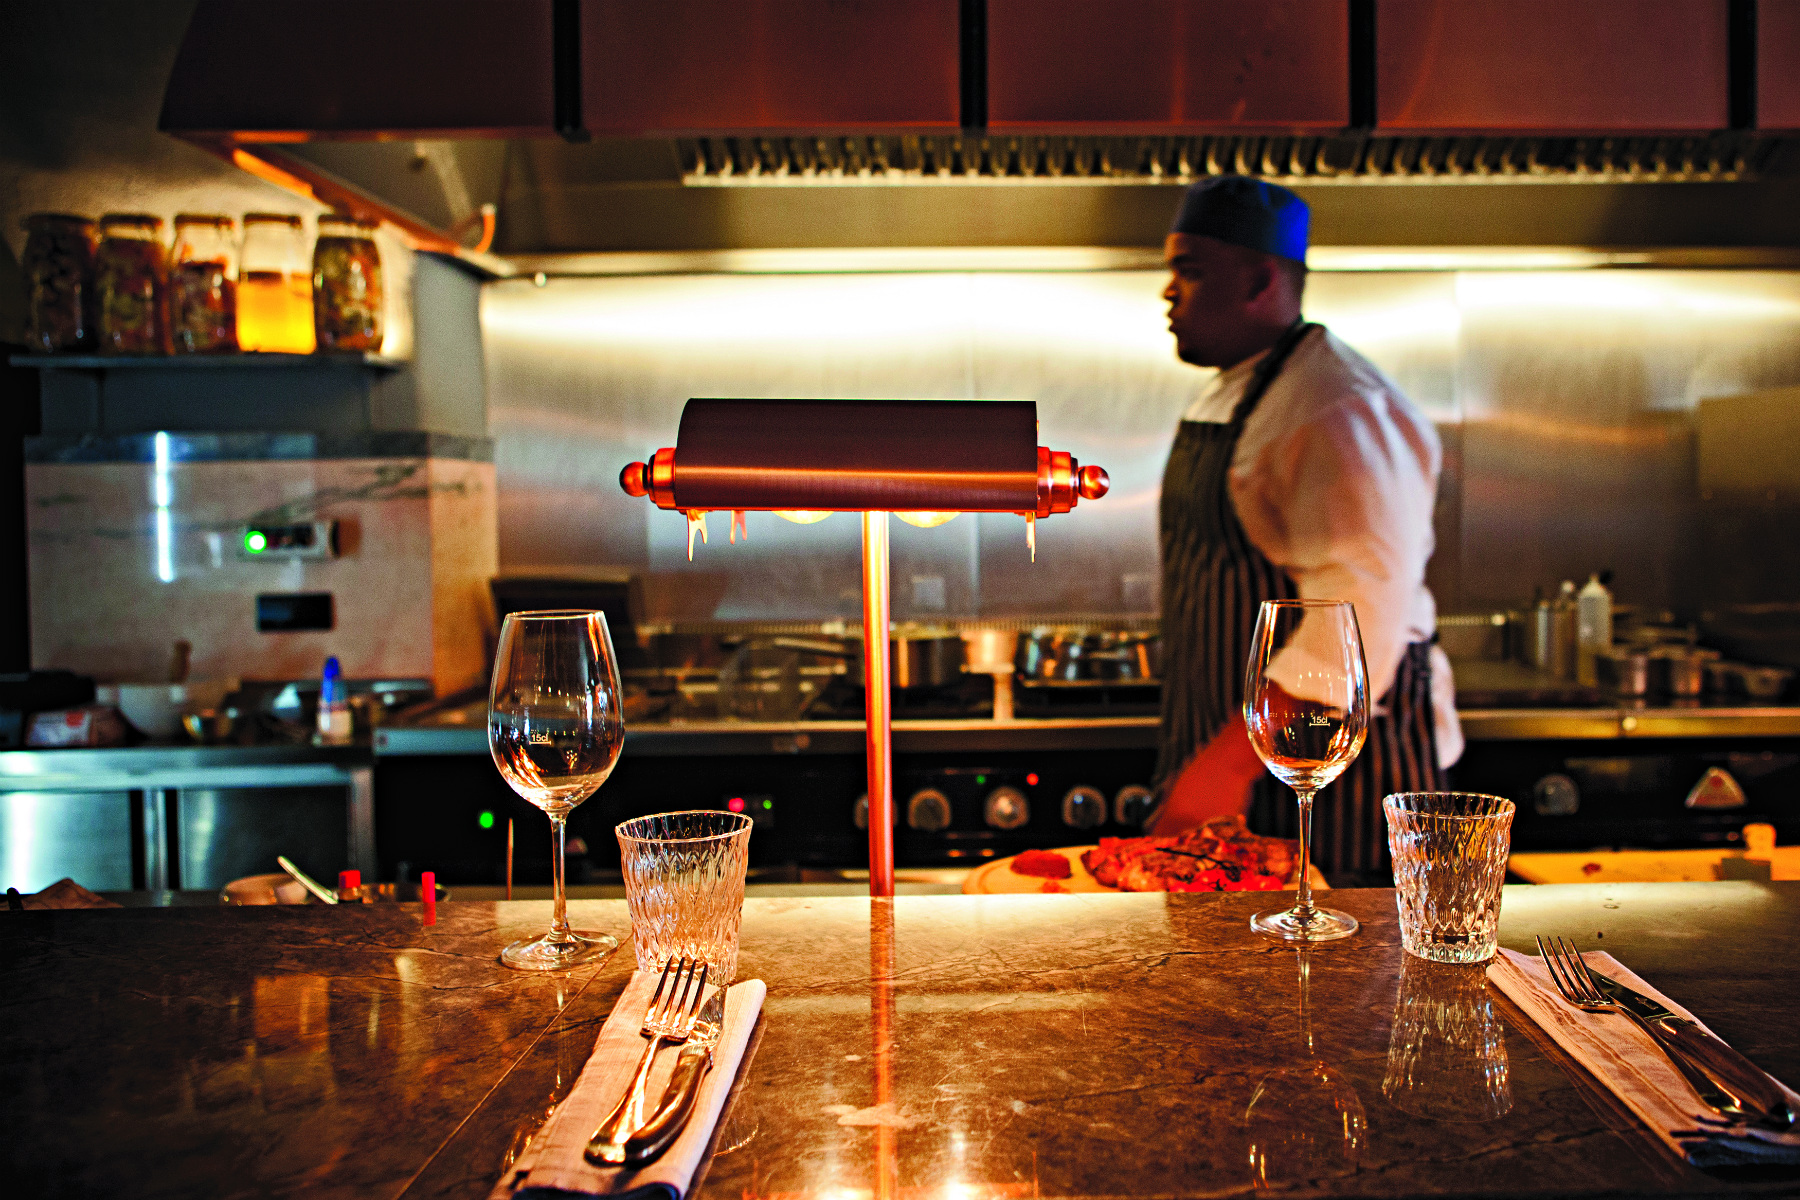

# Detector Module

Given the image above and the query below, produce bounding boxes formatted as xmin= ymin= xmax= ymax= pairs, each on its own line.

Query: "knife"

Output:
xmin=1590 ymin=970 xmax=1796 ymax=1129
xmin=623 ymin=990 xmax=725 ymax=1166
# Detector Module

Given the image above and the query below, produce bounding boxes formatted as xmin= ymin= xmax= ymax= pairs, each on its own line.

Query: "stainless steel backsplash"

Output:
xmin=482 ymin=268 xmax=1800 ymax=625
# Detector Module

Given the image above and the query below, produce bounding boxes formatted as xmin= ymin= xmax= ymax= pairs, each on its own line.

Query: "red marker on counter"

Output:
xmin=338 ymin=869 xmax=361 ymax=902
xmin=421 ymin=871 xmax=436 ymax=926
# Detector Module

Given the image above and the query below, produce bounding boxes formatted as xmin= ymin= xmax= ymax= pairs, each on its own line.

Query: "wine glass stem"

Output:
xmin=549 ymin=813 xmax=570 ymax=941
xmin=1293 ymin=788 xmax=1318 ymax=918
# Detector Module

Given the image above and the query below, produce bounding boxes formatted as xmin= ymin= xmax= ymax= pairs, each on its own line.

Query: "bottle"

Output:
xmin=315 ymin=656 xmax=353 ymax=745
xmin=95 ymin=213 xmax=169 ymax=354
xmin=238 ymin=213 xmax=315 ymax=353
xmin=1576 ymin=574 xmax=1613 ymax=686
xmin=170 ymin=214 xmax=237 ymax=354
xmin=312 ymin=213 xmax=383 ymax=351
xmin=1550 ymin=580 xmax=1579 ymax=680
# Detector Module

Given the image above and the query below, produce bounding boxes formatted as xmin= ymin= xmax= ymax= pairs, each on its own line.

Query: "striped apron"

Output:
xmin=1155 ymin=321 xmax=1444 ymax=878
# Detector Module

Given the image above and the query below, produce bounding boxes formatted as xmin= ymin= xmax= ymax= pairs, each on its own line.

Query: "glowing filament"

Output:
xmin=730 ymin=510 xmax=747 ymax=543
xmin=774 ymin=510 xmax=833 ymax=524
xmin=1026 ymin=513 xmax=1036 ymax=562
xmin=896 ymin=511 xmax=960 ymax=529
xmin=685 ymin=510 xmax=709 ymax=559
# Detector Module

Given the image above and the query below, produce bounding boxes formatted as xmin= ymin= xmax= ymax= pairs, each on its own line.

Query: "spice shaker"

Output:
xmin=170 ymin=214 xmax=238 ymax=354
xmin=312 ymin=214 xmax=383 ymax=351
xmin=95 ymin=213 xmax=169 ymax=354
xmin=21 ymin=213 xmax=97 ymax=352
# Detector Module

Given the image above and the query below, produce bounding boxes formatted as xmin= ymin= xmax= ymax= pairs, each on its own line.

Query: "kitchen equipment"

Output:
xmin=238 ymin=213 xmax=314 ymax=353
xmin=113 ymin=683 xmax=185 ymax=739
xmin=170 ymin=214 xmax=237 ymax=353
xmin=220 ymin=872 xmax=312 ymax=905
xmin=95 ymin=213 xmax=168 ymax=354
xmin=312 ymin=212 xmax=383 ymax=350
xmin=21 ymin=212 xmax=97 ymax=351
xmin=1649 ymin=646 xmax=1719 ymax=698
xmin=181 ymin=708 xmax=242 ymax=744
xmin=1438 ymin=612 xmax=1512 ymax=662
xmin=277 ymin=854 xmax=339 ymax=904
xmin=1577 ymin=576 xmax=1613 ymax=686
xmin=1595 ymin=647 xmax=1651 ymax=697
xmin=962 ymin=629 xmax=1018 ymax=721
xmin=889 ymin=630 xmax=966 ymax=690
xmin=1707 ymin=661 xmax=1796 ymax=702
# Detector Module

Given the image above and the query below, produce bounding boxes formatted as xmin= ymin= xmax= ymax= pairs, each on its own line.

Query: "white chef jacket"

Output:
xmin=1180 ymin=327 xmax=1463 ymax=768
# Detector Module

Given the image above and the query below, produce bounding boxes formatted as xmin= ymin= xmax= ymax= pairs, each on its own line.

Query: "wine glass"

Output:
xmin=489 ymin=609 xmax=625 ymax=971
xmin=1244 ymin=599 xmax=1368 ymax=942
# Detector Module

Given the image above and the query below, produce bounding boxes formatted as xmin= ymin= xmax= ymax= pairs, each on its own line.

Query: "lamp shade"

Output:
xmin=621 ymin=398 xmax=1107 ymax=516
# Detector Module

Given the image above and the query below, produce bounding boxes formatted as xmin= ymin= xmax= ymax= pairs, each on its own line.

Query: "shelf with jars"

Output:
xmin=17 ymin=208 xmax=395 ymax=367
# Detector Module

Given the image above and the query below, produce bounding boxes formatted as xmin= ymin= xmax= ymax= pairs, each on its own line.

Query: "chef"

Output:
xmin=1146 ymin=176 xmax=1462 ymax=879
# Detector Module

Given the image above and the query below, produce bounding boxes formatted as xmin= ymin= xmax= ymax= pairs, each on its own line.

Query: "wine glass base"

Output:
xmin=1251 ymin=905 xmax=1360 ymax=943
xmin=500 ymin=930 xmax=619 ymax=972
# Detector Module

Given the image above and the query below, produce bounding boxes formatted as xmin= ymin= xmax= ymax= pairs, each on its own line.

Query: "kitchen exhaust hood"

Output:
xmin=158 ymin=1 xmax=1800 ymax=261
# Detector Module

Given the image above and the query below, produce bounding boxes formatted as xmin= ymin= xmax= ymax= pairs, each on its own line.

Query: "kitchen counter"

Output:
xmin=5 ymin=883 xmax=1797 ymax=1198
xmin=374 ymin=705 xmax=1800 ymax=757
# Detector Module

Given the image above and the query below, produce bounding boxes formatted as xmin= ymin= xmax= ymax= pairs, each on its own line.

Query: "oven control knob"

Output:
xmin=983 ymin=786 xmax=1030 ymax=830
xmin=1062 ymin=785 xmax=1107 ymax=830
xmin=906 ymin=788 xmax=953 ymax=832
xmin=853 ymin=793 xmax=898 ymax=830
xmin=1532 ymin=774 xmax=1580 ymax=817
xmin=1114 ymin=784 xmax=1155 ymax=829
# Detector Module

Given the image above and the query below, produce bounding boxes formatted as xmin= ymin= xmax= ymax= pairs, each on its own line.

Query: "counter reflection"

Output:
xmin=1244 ymin=946 xmax=1368 ymax=1189
xmin=1382 ymin=956 xmax=1512 ymax=1123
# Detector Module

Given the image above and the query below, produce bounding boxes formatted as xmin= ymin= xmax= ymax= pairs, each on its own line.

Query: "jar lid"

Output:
xmin=21 ymin=212 xmax=94 ymax=230
xmin=99 ymin=213 xmax=163 ymax=230
xmin=175 ymin=213 xmax=235 ymax=228
xmin=244 ymin=212 xmax=304 ymax=226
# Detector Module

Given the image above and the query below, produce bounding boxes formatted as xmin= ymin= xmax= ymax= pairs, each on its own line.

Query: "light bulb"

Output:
xmin=896 ymin=511 xmax=960 ymax=529
xmin=774 ymin=510 xmax=834 ymax=524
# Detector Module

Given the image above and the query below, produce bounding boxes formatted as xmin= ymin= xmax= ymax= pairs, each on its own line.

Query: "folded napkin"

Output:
xmin=1489 ymin=948 xmax=1800 ymax=1168
xmin=493 ymin=971 xmax=766 ymax=1200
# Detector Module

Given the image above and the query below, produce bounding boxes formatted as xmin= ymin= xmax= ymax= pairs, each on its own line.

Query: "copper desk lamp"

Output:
xmin=621 ymin=398 xmax=1109 ymax=896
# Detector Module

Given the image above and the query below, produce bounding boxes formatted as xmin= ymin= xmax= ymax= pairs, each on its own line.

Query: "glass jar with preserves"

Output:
xmin=96 ymin=213 xmax=169 ymax=355
xmin=21 ymin=213 xmax=97 ymax=352
xmin=238 ymin=213 xmax=314 ymax=354
xmin=313 ymin=214 xmax=383 ymax=352
xmin=170 ymin=214 xmax=238 ymax=354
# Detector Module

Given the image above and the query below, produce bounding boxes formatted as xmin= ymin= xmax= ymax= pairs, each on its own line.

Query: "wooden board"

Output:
xmin=1510 ymin=847 xmax=1800 ymax=885
xmin=963 ymin=845 xmax=1327 ymax=895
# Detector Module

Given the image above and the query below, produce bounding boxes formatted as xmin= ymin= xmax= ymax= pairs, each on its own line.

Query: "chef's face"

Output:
xmin=1162 ymin=234 xmax=1264 ymax=368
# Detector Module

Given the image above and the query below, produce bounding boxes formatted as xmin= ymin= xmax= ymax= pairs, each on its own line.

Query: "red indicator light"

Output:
xmin=727 ymin=796 xmax=746 ymax=813
xmin=1026 ymin=773 xmax=1039 ymax=787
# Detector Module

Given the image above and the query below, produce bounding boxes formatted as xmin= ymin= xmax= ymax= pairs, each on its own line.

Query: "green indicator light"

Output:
xmin=762 ymin=799 xmax=773 ymax=810
xmin=975 ymin=774 xmax=987 ymax=786
xmin=478 ymin=810 xmax=495 ymax=830
xmin=245 ymin=530 xmax=268 ymax=553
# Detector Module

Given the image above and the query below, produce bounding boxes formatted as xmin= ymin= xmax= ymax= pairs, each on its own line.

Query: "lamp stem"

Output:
xmin=863 ymin=510 xmax=894 ymax=897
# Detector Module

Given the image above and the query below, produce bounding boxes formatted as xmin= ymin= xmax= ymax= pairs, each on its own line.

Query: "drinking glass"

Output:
xmin=489 ymin=610 xmax=625 ymax=971
xmin=616 ymin=810 xmax=754 ymax=984
xmin=1384 ymin=792 xmax=1515 ymax=963
xmin=1382 ymin=955 xmax=1512 ymax=1122
xmin=1244 ymin=599 xmax=1369 ymax=942
xmin=1245 ymin=947 xmax=1367 ymax=1188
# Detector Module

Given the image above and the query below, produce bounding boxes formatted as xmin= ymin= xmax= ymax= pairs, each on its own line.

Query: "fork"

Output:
xmin=1535 ymin=935 xmax=1749 ymax=1122
xmin=586 ymin=956 xmax=709 ymax=1161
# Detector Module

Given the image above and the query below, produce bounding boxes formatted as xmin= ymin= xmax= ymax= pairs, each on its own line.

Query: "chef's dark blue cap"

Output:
xmin=1170 ymin=176 xmax=1309 ymax=264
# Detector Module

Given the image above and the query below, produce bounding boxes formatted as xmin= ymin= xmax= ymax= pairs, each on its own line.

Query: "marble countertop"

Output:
xmin=5 ymin=884 xmax=1799 ymax=1198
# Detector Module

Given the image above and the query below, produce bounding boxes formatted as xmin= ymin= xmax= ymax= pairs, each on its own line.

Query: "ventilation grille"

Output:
xmin=679 ymin=132 xmax=1792 ymax=186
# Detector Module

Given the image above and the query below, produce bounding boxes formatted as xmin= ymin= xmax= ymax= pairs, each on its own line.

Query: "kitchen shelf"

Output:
xmin=10 ymin=351 xmax=404 ymax=371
